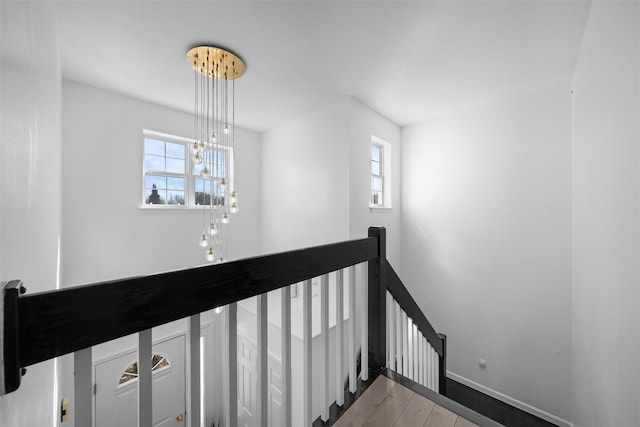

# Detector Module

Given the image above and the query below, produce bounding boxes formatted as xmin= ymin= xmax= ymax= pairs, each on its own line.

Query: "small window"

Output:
xmin=371 ymin=144 xmax=383 ymax=206
xmin=370 ymin=136 xmax=392 ymax=210
xmin=118 ymin=354 xmax=171 ymax=386
xmin=142 ymin=130 xmax=232 ymax=208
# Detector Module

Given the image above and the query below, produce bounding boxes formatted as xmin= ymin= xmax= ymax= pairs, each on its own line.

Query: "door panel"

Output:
xmin=95 ymin=335 xmax=186 ymax=427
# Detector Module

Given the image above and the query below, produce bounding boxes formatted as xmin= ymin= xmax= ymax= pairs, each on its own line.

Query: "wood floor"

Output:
xmin=333 ymin=375 xmax=479 ymax=427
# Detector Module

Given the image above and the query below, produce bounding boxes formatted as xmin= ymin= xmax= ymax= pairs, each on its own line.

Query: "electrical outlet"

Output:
xmin=478 ymin=359 xmax=487 ymax=369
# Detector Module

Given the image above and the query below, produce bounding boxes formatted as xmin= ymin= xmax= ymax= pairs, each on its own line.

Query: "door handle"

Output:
xmin=176 ymin=414 xmax=184 ymax=422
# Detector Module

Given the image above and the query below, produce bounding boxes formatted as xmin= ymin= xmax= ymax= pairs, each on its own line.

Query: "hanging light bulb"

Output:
xmin=197 ymin=141 xmax=206 ymax=153
xmin=190 ymin=142 xmax=199 ymax=155
xmin=200 ymin=166 xmax=211 ymax=179
xmin=198 ymin=233 xmax=208 ymax=247
xmin=230 ymin=202 xmax=239 ymax=214
xmin=193 ymin=152 xmax=203 ymax=165
xmin=219 ymin=177 xmax=226 ymax=190
xmin=223 ymin=123 xmax=230 ymax=134
xmin=221 ymin=212 xmax=229 ymax=224
xmin=230 ymin=190 xmax=238 ymax=203
xmin=206 ymin=247 xmax=215 ymax=262
xmin=209 ymin=131 xmax=217 ymax=143
xmin=218 ymin=256 xmax=225 ymax=263
xmin=208 ymin=223 xmax=218 ymax=235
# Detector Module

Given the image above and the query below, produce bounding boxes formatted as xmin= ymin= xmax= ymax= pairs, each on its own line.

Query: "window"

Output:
xmin=142 ymin=130 xmax=231 ymax=208
xmin=118 ymin=354 xmax=170 ymax=386
xmin=370 ymin=136 xmax=392 ymax=210
xmin=371 ymin=144 xmax=383 ymax=206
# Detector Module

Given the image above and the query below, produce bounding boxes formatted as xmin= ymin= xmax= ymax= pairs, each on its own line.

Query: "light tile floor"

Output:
xmin=333 ymin=376 xmax=479 ymax=427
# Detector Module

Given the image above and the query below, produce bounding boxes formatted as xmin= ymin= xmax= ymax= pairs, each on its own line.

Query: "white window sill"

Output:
xmin=369 ymin=206 xmax=393 ymax=213
xmin=139 ymin=204 xmax=225 ymax=210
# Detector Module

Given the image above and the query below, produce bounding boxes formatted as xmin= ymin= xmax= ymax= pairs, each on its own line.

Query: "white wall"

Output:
xmin=261 ymin=97 xmax=402 ymax=262
xmin=60 ymin=81 xmax=261 ymax=426
xmin=62 ymin=80 xmax=261 ymax=286
xmin=260 ymin=98 xmax=351 ymax=253
xmin=571 ymin=3 xmax=640 ymax=426
xmin=0 ymin=2 xmax=61 ymax=426
xmin=401 ymin=86 xmax=573 ymax=424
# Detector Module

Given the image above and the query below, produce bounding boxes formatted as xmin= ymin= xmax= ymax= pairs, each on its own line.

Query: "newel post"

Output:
xmin=438 ymin=333 xmax=447 ymax=395
xmin=1 ymin=280 xmax=25 ymax=395
xmin=368 ymin=227 xmax=387 ymax=375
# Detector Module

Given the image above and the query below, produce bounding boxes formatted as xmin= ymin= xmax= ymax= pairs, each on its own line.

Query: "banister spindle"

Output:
xmin=361 ymin=262 xmax=368 ymax=381
xmin=348 ymin=266 xmax=356 ymax=393
xmin=188 ymin=314 xmax=201 ymax=427
xmin=321 ymin=274 xmax=330 ymax=422
xmin=336 ymin=270 xmax=344 ymax=406
xmin=224 ymin=303 xmax=238 ymax=427
xmin=138 ymin=329 xmax=152 ymax=427
xmin=257 ymin=294 xmax=268 ymax=426
xmin=387 ymin=291 xmax=395 ymax=371
xmin=303 ymin=279 xmax=312 ymax=426
xmin=74 ymin=347 xmax=92 ymax=426
xmin=281 ymin=286 xmax=292 ymax=427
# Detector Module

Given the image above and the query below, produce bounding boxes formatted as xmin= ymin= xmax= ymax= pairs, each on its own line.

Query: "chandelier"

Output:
xmin=187 ymin=46 xmax=245 ymax=262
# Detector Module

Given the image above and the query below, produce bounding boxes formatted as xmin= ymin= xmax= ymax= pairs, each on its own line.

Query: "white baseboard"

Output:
xmin=447 ymin=371 xmax=572 ymax=427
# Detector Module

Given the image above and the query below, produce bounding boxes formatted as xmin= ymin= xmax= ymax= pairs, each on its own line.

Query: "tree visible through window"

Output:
xmin=144 ymin=137 xmax=186 ymax=205
xmin=142 ymin=130 xmax=231 ymax=207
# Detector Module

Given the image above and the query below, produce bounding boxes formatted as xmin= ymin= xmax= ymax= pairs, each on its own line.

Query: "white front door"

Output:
xmin=95 ymin=335 xmax=186 ymax=427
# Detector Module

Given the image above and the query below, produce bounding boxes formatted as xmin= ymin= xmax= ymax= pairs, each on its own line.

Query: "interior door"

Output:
xmin=236 ymin=333 xmax=283 ymax=427
xmin=95 ymin=335 xmax=186 ymax=427
xmin=237 ymin=337 xmax=256 ymax=427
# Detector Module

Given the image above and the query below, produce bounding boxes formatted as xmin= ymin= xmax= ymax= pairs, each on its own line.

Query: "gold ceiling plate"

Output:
xmin=187 ymin=46 xmax=245 ymax=80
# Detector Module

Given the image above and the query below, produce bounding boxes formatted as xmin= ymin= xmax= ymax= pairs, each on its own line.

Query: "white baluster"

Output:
xmin=321 ymin=274 xmax=329 ymax=422
xmin=74 ymin=348 xmax=92 ymax=427
xmin=336 ymin=270 xmax=344 ymax=406
xmin=418 ymin=330 xmax=423 ymax=387
xmin=224 ymin=303 xmax=238 ymax=427
xmin=422 ymin=337 xmax=428 ymax=387
xmin=303 ymin=279 xmax=312 ymax=426
xmin=434 ymin=346 xmax=440 ymax=393
xmin=361 ymin=263 xmax=368 ymax=381
xmin=188 ymin=314 xmax=201 ymax=427
xmin=401 ymin=310 xmax=408 ymax=377
xmin=138 ymin=329 xmax=152 ymax=427
xmin=348 ymin=266 xmax=357 ymax=393
xmin=281 ymin=286 xmax=292 ymax=427
xmin=257 ymin=294 xmax=268 ymax=426
xmin=427 ymin=345 xmax=433 ymax=391
xmin=413 ymin=324 xmax=418 ymax=382
xmin=407 ymin=318 xmax=414 ymax=380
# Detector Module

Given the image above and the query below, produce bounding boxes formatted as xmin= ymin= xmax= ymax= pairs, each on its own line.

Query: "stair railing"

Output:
xmin=1 ymin=227 xmax=446 ymax=426
xmin=367 ymin=227 xmax=447 ymax=395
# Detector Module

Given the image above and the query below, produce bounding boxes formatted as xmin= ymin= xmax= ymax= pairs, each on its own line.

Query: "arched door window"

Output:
xmin=118 ymin=354 xmax=170 ymax=386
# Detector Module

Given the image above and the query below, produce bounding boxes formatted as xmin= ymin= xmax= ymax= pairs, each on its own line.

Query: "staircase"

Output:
xmin=1 ymin=227 xmax=502 ymax=426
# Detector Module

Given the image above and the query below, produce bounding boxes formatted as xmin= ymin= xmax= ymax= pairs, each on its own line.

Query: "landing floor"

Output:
xmin=333 ymin=375 xmax=479 ymax=427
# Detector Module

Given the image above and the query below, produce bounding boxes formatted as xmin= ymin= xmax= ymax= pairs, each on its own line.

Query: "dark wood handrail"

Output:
xmin=11 ymin=237 xmax=377 ymax=373
xmin=3 ymin=227 xmax=449 ymax=398
xmin=385 ymin=263 xmax=443 ymax=356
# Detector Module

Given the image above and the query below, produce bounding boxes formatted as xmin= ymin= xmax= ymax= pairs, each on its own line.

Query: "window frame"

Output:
xmin=141 ymin=129 xmax=234 ymax=209
xmin=370 ymin=136 xmax=392 ymax=212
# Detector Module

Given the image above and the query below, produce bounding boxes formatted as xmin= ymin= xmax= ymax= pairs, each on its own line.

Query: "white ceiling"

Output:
xmin=55 ymin=1 xmax=591 ymax=133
